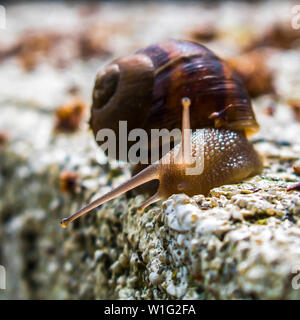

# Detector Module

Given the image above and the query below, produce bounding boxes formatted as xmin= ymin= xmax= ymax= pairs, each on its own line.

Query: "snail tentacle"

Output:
xmin=61 ymin=164 xmax=159 ymax=228
xmin=137 ymin=191 xmax=162 ymax=213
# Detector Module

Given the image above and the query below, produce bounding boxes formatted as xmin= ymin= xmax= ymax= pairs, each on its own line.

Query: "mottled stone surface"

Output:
xmin=0 ymin=2 xmax=300 ymax=299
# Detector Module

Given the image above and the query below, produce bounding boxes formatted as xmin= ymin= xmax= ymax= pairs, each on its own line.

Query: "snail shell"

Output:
xmin=90 ymin=39 xmax=259 ymax=161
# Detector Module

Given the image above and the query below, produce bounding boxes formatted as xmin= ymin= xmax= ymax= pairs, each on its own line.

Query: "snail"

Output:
xmin=61 ymin=40 xmax=263 ymax=228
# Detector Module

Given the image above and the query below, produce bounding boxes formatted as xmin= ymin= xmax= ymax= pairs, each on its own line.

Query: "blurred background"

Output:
xmin=0 ymin=0 xmax=300 ymax=299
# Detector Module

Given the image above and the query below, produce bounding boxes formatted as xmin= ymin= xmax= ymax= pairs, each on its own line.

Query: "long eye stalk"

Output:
xmin=180 ymin=97 xmax=192 ymax=164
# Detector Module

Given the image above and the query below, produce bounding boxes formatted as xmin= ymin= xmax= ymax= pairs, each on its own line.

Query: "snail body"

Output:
xmin=157 ymin=127 xmax=262 ymax=199
xmin=61 ymin=40 xmax=263 ymax=228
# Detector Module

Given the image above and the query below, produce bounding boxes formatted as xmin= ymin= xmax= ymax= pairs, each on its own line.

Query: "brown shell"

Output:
xmin=90 ymin=39 xmax=259 ymax=160
xmin=137 ymin=40 xmax=259 ymax=135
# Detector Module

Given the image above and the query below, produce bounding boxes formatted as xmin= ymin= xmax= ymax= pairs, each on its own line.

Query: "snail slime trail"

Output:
xmin=61 ymin=40 xmax=263 ymax=229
